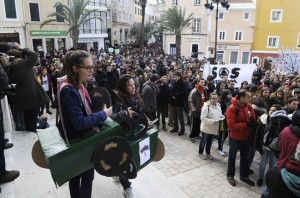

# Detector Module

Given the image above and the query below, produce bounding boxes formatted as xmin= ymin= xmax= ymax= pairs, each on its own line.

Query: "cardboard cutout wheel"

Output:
xmin=122 ymin=160 xmax=137 ymax=179
xmin=32 ymin=140 xmax=48 ymax=169
xmin=93 ymin=136 xmax=132 ymax=177
xmin=89 ymin=87 xmax=112 ymax=111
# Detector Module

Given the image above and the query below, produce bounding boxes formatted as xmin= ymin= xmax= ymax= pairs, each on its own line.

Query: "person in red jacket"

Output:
xmin=226 ymin=89 xmax=257 ymax=187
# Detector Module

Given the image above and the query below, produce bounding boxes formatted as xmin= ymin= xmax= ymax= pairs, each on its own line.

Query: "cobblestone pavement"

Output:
xmin=2 ymin=108 xmax=265 ymax=197
xmin=153 ymin=122 xmax=265 ymax=198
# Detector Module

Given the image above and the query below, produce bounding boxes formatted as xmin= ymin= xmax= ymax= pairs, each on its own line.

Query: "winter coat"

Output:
xmin=142 ymin=80 xmax=157 ymax=113
xmin=157 ymin=83 xmax=169 ymax=107
xmin=252 ymin=113 xmax=268 ymax=153
xmin=170 ymin=78 xmax=187 ymax=107
xmin=266 ymin=167 xmax=298 ymax=198
xmin=57 ymin=85 xmax=107 ymax=140
xmin=4 ymin=48 xmax=50 ymax=111
xmin=95 ymin=70 xmax=108 ymax=87
xmin=226 ymin=96 xmax=256 ymax=140
xmin=200 ymin=101 xmax=224 ymax=135
xmin=188 ymin=87 xmax=208 ymax=117
xmin=277 ymin=126 xmax=300 ymax=168
xmin=249 ymin=104 xmax=267 ymax=149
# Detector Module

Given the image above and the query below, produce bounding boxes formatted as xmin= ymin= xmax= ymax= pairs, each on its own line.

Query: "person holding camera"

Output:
xmin=0 ymin=44 xmax=20 ymax=190
xmin=1 ymin=42 xmax=50 ymax=132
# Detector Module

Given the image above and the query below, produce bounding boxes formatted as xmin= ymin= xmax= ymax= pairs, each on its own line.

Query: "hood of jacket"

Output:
xmin=270 ymin=110 xmax=287 ymax=118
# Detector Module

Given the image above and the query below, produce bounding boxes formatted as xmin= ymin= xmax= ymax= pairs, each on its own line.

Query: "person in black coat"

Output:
xmin=170 ymin=71 xmax=187 ymax=136
xmin=156 ymin=76 xmax=169 ymax=131
xmin=95 ymin=65 xmax=108 ymax=88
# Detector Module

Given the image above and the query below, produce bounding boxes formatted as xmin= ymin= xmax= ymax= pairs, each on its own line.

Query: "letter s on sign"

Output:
xmin=212 ymin=67 xmax=218 ymax=79
xmin=230 ymin=68 xmax=240 ymax=79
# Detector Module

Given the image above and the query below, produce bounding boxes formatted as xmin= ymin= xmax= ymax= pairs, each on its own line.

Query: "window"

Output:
xmin=270 ymin=9 xmax=283 ymax=22
xmin=252 ymin=56 xmax=259 ymax=65
xmin=230 ymin=51 xmax=238 ymax=64
xmin=297 ymin=34 xmax=300 ymax=48
xmin=219 ymin=12 xmax=224 ymax=20
xmin=242 ymin=52 xmax=250 ymax=64
xmin=138 ymin=8 xmax=139 ymax=15
xmin=267 ymin=36 xmax=279 ymax=48
xmin=218 ymin=30 xmax=226 ymax=40
xmin=216 ymin=51 xmax=224 ymax=62
xmin=243 ymin=11 xmax=250 ymax=20
xmin=234 ymin=31 xmax=243 ymax=41
xmin=29 ymin=3 xmax=40 ymax=22
xmin=194 ymin=0 xmax=200 ymax=5
xmin=172 ymin=0 xmax=177 ymax=6
xmin=56 ymin=6 xmax=64 ymax=22
xmin=135 ymin=7 xmax=136 ymax=14
xmin=192 ymin=19 xmax=201 ymax=34
xmin=4 ymin=0 xmax=17 ymax=19
xmin=119 ymin=11 xmax=122 ymax=21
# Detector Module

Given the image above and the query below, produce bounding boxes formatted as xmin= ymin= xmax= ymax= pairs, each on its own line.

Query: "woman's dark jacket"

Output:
xmin=4 ymin=48 xmax=49 ymax=111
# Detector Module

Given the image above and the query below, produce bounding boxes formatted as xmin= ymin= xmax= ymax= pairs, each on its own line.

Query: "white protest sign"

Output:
xmin=108 ymin=48 xmax=114 ymax=53
xmin=203 ymin=63 xmax=257 ymax=87
xmin=139 ymin=137 xmax=150 ymax=166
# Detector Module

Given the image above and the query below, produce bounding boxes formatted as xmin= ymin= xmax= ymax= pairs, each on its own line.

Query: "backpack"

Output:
xmin=263 ymin=113 xmax=291 ymax=152
xmin=234 ymin=104 xmax=252 ymax=123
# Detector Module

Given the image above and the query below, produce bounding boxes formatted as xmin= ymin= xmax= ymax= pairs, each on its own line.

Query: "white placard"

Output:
xmin=139 ymin=137 xmax=150 ymax=166
xmin=203 ymin=63 xmax=257 ymax=88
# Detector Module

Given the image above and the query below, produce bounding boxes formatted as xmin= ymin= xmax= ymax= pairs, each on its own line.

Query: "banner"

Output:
xmin=203 ymin=63 xmax=257 ymax=87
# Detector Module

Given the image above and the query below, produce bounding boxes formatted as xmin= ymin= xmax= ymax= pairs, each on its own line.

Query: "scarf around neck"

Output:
xmin=281 ymin=168 xmax=300 ymax=197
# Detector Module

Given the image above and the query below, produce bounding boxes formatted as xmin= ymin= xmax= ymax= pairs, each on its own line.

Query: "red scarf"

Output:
xmin=195 ymin=84 xmax=205 ymax=112
xmin=285 ymin=160 xmax=300 ymax=177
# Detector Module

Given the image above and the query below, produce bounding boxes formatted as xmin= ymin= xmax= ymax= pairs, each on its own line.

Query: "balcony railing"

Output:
xmin=88 ymin=0 xmax=107 ymax=7
xmin=79 ymin=28 xmax=108 ymax=34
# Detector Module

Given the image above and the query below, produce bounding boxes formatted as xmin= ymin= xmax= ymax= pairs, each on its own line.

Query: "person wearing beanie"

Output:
xmin=142 ymin=74 xmax=159 ymax=120
xmin=265 ymin=143 xmax=300 ymax=198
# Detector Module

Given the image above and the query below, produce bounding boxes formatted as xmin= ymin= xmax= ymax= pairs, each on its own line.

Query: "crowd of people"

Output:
xmin=0 ymin=40 xmax=300 ymax=197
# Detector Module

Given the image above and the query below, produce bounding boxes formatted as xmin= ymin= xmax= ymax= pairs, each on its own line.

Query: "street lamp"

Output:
xmin=205 ymin=0 xmax=230 ymax=63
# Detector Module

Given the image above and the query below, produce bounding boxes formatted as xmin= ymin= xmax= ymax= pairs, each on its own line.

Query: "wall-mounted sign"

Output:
xmin=30 ymin=31 xmax=67 ymax=36
xmin=217 ymin=45 xmax=239 ymax=50
xmin=78 ymin=38 xmax=99 ymax=43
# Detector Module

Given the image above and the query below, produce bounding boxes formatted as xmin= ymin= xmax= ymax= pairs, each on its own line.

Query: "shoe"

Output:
xmin=4 ymin=143 xmax=13 ymax=150
xmin=248 ymin=169 xmax=254 ymax=174
xmin=168 ymin=123 xmax=174 ymax=127
xmin=194 ymin=136 xmax=201 ymax=140
xmin=227 ymin=177 xmax=236 ymax=186
xmin=206 ymin=154 xmax=214 ymax=160
xmin=218 ymin=150 xmax=225 ymax=156
xmin=240 ymin=177 xmax=255 ymax=186
xmin=112 ymin=176 xmax=120 ymax=182
xmin=4 ymin=138 xmax=8 ymax=143
xmin=162 ymin=125 xmax=167 ymax=131
xmin=0 ymin=170 xmax=20 ymax=184
xmin=123 ymin=187 xmax=134 ymax=198
xmin=189 ymin=138 xmax=196 ymax=143
xmin=198 ymin=153 xmax=207 ymax=160
xmin=178 ymin=131 xmax=184 ymax=136
xmin=46 ymin=111 xmax=53 ymax=115
xmin=170 ymin=128 xmax=178 ymax=133
xmin=257 ymin=179 xmax=263 ymax=186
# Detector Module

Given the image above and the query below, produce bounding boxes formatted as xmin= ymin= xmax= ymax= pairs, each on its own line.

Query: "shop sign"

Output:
xmin=217 ymin=45 xmax=239 ymax=50
xmin=78 ymin=38 xmax=99 ymax=43
xmin=30 ymin=31 xmax=67 ymax=36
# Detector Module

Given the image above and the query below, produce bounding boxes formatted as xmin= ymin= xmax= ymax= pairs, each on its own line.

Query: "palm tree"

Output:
xmin=162 ymin=7 xmax=193 ymax=58
xmin=40 ymin=0 xmax=102 ymax=49
xmin=138 ymin=0 xmax=163 ymax=55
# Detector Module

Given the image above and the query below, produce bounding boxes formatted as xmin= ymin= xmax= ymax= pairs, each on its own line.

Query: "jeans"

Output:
xmin=168 ymin=104 xmax=175 ymax=126
xmin=119 ymin=174 xmax=131 ymax=190
xmin=157 ymin=105 xmax=167 ymax=125
xmin=247 ymin=146 xmax=256 ymax=169
xmin=173 ymin=106 xmax=184 ymax=132
xmin=0 ymin=103 xmax=6 ymax=176
xmin=69 ymin=168 xmax=94 ymax=198
xmin=217 ymin=126 xmax=228 ymax=151
xmin=199 ymin=132 xmax=214 ymax=154
xmin=259 ymin=150 xmax=276 ymax=180
xmin=227 ymin=138 xmax=250 ymax=178
xmin=190 ymin=116 xmax=200 ymax=138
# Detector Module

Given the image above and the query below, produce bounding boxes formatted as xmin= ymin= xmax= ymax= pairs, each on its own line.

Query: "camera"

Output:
xmin=0 ymin=52 xmax=15 ymax=62
xmin=0 ymin=84 xmax=16 ymax=99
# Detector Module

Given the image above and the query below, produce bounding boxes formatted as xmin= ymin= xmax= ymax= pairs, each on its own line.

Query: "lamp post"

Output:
xmin=205 ymin=0 xmax=230 ymax=63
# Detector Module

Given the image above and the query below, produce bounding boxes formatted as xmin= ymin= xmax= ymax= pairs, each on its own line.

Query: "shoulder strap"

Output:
xmin=235 ymin=105 xmax=239 ymax=123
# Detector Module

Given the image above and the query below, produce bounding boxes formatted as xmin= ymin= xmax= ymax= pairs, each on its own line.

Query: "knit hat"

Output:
xmin=292 ymin=111 xmax=300 ymax=127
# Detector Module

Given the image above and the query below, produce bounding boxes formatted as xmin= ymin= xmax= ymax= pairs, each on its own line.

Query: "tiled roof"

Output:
xmin=228 ymin=0 xmax=254 ymax=3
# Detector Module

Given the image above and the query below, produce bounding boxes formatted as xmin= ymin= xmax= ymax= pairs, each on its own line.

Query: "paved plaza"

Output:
xmin=2 ymin=108 xmax=264 ymax=197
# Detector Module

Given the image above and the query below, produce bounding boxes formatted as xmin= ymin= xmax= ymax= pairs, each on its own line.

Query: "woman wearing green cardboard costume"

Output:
xmin=57 ymin=50 xmax=112 ymax=198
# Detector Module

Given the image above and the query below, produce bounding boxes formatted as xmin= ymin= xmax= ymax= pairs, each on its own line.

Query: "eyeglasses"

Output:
xmin=76 ymin=65 xmax=94 ymax=72
xmin=211 ymin=98 xmax=219 ymax=100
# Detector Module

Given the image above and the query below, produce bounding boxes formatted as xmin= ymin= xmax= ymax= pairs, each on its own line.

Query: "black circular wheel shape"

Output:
xmin=122 ymin=160 xmax=137 ymax=179
xmin=93 ymin=136 xmax=132 ymax=177
xmin=89 ymin=87 xmax=112 ymax=112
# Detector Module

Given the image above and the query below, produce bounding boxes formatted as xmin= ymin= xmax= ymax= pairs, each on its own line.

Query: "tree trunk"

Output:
xmin=139 ymin=0 xmax=147 ymax=55
xmin=71 ymin=29 xmax=80 ymax=49
xmin=176 ymin=34 xmax=181 ymax=58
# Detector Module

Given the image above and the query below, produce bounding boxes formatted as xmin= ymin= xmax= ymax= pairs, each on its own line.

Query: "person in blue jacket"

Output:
xmin=57 ymin=50 xmax=112 ymax=198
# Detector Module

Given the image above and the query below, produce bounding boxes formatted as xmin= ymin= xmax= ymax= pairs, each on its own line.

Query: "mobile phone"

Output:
xmin=11 ymin=42 xmax=15 ymax=47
